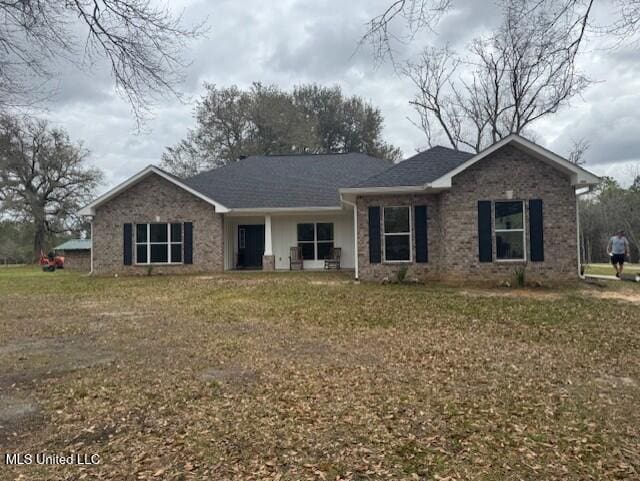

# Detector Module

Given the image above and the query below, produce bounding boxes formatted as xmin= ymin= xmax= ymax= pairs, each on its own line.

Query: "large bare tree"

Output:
xmin=364 ymin=0 xmax=640 ymax=150
xmin=404 ymin=0 xmax=592 ymax=151
xmin=0 ymin=115 xmax=103 ymax=259
xmin=0 ymin=0 xmax=204 ymax=123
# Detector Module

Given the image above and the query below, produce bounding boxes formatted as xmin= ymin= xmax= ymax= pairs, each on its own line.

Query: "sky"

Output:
xmin=40 ymin=0 xmax=640 ymax=192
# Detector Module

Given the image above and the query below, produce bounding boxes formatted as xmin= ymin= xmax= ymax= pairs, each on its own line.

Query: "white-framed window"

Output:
xmin=383 ymin=206 xmax=412 ymax=262
xmin=495 ymin=201 xmax=526 ymax=261
xmin=297 ymin=223 xmax=334 ymax=260
xmin=135 ymin=223 xmax=183 ymax=264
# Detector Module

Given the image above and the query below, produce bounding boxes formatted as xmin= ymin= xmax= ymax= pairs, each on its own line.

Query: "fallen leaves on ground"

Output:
xmin=0 ymin=267 xmax=638 ymax=480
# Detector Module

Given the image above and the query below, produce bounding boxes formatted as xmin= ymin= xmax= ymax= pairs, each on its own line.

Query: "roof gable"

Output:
xmin=430 ymin=134 xmax=601 ymax=188
xmin=341 ymin=134 xmax=600 ymax=195
xmin=78 ymin=165 xmax=230 ymax=216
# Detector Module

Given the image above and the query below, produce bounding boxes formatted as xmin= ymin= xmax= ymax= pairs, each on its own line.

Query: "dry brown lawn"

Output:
xmin=0 ymin=267 xmax=639 ymax=480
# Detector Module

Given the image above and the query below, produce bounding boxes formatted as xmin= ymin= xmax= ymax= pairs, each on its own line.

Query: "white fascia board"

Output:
xmin=430 ymin=134 xmax=601 ymax=188
xmin=78 ymin=165 xmax=230 ymax=216
xmin=227 ymin=206 xmax=345 ymax=216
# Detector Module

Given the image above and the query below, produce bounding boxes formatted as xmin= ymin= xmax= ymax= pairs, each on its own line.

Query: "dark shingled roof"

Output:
xmin=353 ymin=146 xmax=474 ymax=188
xmin=184 ymin=153 xmax=392 ymax=209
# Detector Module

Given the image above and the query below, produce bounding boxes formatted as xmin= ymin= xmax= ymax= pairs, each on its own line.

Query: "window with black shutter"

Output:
xmin=123 ymin=223 xmax=133 ymax=265
xmin=477 ymin=201 xmax=492 ymax=262
xmin=529 ymin=199 xmax=544 ymax=262
xmin=414 ymin=205 xmax=428 ymax=263
xmin=368 ymin=206 xmax=381 ymax=263
xmin=183 ymin=222 xmax=193 ymax=264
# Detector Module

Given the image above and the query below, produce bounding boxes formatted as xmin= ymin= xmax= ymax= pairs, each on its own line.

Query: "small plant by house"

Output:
xmin=514 ymin=264 xmax=527 ymax=287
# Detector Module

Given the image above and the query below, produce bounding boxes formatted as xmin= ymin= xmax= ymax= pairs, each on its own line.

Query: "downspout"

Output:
xmin=341 ymin=197 xmax=359 ymax=280
xmin=575 ymin=186 xmax=592 ymax=280
xmin=89 ymin=217 xmax=94 ymax=275
xmin=576 ymin=192 xmax=583 ymax=279
xmin=353 ymin=202 xmax=358 ymax=280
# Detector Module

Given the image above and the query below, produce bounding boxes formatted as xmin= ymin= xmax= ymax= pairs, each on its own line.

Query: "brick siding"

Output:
xmin=357 ymin=145 xmax=578 ymax=283
xmin=61 ymin=250 xmax=91 ymax=272
xmin=92 ymin=173 xmax=223 ymax=275
xmin=357 ymin=194 xmax=442 ymax=282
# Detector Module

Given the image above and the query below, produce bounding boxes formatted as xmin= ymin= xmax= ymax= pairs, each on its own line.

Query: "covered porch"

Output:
xmin=222 ymin=208 xmax=356 ymax=272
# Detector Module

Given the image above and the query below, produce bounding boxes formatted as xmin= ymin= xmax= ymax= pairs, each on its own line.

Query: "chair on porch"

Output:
xmin=289 ymin=246 xmax=303 ymax=270
xmin=324 ymin=247 xmax=341 ymax=270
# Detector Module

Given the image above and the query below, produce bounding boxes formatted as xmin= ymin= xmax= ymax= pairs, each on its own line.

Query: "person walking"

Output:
xmin=607 ymin=230 xmax=630 ymax=278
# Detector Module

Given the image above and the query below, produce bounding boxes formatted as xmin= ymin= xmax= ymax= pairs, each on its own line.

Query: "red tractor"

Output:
xmin=39 ymin=250 xmax=64 ymax=272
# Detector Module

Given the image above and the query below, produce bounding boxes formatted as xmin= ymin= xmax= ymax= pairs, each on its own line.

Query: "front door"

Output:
xmin=237 ymin=225 xmax=265 ymax=269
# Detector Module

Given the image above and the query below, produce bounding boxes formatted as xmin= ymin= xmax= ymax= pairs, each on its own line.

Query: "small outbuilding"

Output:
xmin=54 ymin=239 xmax=92 ymax=272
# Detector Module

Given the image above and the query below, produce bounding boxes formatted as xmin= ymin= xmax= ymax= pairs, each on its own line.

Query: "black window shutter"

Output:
xmin=529 ymin=199 xmax=544 ymax=262
xmin=184 ymin=222 xmax=193 ymax=264
xmin=477 ymin=201 xmax=492 ymax=262
xmin=368 ymin=206 xmax=381 ymax=264
xmin=414 ymin=205 xmax=428 ymax=263
xmin=123 ymin=223 xmax=132 ymax=265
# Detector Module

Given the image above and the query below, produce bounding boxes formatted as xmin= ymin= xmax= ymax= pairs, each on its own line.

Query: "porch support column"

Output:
xmin=262 ymin=214 xmax=275 ymax=271
xmin=353 ymin=203 xmax=358 ymax=280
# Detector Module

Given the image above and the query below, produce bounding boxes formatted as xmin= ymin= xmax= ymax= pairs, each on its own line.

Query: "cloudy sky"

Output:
xmin=41 ymin=0 xmax=640 ymax=192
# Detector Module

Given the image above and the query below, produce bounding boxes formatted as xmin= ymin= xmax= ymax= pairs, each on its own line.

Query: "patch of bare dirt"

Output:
xmin=194 ymin=276 xmax=272 ymax=286
xmin=0 ymin=394 xmax=38 ymax=422
xmin=309 ymin=280 xmax=351 ymax=286
xmin=588 ymin=290 xmax=640 ymax=304
xmin=0 ymin=336 xmax=116 ymax=388
xmin=460 ymin=288 xmax=563 ymax=300
xmin=0 ymin=393 xmax=42 ymax=442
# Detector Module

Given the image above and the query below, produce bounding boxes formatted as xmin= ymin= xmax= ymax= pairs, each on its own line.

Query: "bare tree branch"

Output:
xmin=0 ymin=1 xmax=205 ymax=126
xmin=360 ymin=0 xmax=452 ymax=64
xmin=567 ymin=137 xmax=590 ymax=164
xmin=404 ymin=0 xmax=592 ymax=152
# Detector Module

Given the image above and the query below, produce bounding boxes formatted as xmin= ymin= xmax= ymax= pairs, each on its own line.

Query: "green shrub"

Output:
xmin=397 ymin=265 xmax=409 ymax=283
xmin=514 ymin=265 xmax=527 ymax=288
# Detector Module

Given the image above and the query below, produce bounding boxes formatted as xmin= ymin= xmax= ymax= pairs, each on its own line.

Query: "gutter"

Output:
xmin=339 ymin=185 xmax=428 ymax=195
xmin=227 ymin=206 xmax=344 ymax=214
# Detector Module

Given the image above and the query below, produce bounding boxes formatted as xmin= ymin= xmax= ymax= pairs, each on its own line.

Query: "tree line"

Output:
xmin=580 ymin=176 xmax=640 ymax=265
